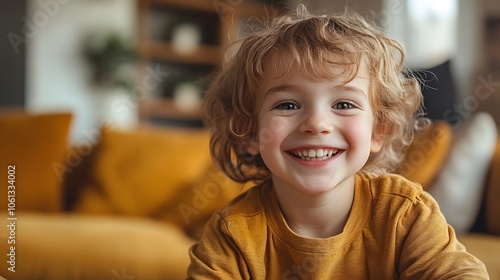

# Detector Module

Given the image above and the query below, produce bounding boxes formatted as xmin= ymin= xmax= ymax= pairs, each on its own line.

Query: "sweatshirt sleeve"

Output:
xmin=397 ymin=191 xmax=489 ymax=279
xmin=187 ymin=212 xmax=249 ymax=279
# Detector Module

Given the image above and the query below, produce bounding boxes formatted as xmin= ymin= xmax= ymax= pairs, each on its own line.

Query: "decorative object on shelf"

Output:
xmin=149 ymin=7 xmax=217 ymax=46
xmin=172 ymin=23 xmax=202 ymax=55
xmin=82 ymin=32 xmax=138 ymax=92
xmin=173 ymin=81 xmax=203 ymax=112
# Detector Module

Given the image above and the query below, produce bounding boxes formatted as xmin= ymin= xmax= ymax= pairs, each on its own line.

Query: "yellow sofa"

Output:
xmin=0 ymin=111 xmax=499 ymax=279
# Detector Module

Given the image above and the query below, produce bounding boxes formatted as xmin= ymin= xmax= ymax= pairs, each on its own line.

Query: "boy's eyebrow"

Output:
xmin=333 ymin=85 xmax=368 ymax=97
xmin=264 ymin=84 xmax=298 ymax=97
xmin=264 ymin=84 xmax=368 ymax=98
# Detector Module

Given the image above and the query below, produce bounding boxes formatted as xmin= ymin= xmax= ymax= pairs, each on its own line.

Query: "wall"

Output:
xmin=454 ymin=0 xmax=483 ymax=101
xmin=25 ymin=0 xmax=137 ymax=143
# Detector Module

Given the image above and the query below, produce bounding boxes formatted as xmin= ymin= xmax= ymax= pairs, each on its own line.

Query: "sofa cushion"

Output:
xmin=486 ymin=134 xmax=500 ymax=235
xmin=396 ymin=120 xmax=452 ymax=190
xmin=428 ymin=112 xmax=497 ymax=233
xmin=76 ymin=126 xmax=213 ymax=216
xmin=0 ymin=111 xmax=72 ymax=212
xmin=0 ymin=213 xmax=194 ymax=280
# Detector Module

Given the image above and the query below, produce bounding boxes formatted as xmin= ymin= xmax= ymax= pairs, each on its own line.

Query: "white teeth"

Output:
xmin=316 ymin=149 xmax=324 ymax=157
xmin=308 ymin=149 xmax=316 ymax=157
xmin=290 ymin=148 xmax=339 ymax=161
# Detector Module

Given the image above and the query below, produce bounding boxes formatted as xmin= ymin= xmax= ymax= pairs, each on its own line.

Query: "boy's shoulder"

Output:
xmin=357 ymin=172 xmax=424 ymax=202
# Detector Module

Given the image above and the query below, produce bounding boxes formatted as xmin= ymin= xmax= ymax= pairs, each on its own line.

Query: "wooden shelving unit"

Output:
xmin=149 ymin=0 xmax=215 ymax=12
xmin=137 ymin=0 xmax=275 ymax=126
xmin=144 ymin=42 xmax=221 ymax=65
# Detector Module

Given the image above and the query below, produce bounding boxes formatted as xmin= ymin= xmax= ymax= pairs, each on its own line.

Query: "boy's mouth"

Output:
xmin=286 ymin=148 xmax=340 ymax=161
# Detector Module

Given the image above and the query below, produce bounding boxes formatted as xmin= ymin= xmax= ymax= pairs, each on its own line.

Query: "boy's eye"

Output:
xmin=332 ymin=101 xmax=355 ymax=110
xmin=274 ymin=102 xmax=299 ymax=110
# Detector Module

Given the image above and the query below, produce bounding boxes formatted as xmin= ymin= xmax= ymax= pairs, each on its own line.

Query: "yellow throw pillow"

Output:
xmin=85 ymin=126 xmax=214 ymax=216
xmin=396 ymin=120 xmax=452 ymax=190
xmin=0 ymin=111 xmax=72 ymax=212
xmin=157 ymin=163 xmax=253 ymax=237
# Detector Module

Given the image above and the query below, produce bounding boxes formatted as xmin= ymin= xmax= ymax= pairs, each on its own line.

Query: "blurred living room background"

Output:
xmin=1 ymin=0 xmax=500 ymax=279
xmin=0 ymin=0 xmax=499 ymax=142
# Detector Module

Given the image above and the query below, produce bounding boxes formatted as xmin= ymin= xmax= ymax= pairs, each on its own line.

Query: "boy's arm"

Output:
xmin=398 ymin=191 xmax=489 ymax=279
xmin=187 ymin=212 xmax=248 ymax=279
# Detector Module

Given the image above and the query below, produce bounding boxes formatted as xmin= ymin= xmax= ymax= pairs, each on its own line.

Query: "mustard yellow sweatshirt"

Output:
xmin=188 ymin=173 xmax=488 ymax=279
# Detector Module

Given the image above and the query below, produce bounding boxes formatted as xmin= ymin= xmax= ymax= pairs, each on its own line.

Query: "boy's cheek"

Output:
xmin=268 ymin=116 xmax=287 ymax=133
xmin=244 ymin=115 xmax=284 ymax=157
xmin=256 ymin=116 xmax=288 ymax=144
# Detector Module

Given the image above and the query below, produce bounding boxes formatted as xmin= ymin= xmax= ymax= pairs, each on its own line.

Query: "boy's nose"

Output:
xmin=299 ymin=110 xmax=334 ymax=135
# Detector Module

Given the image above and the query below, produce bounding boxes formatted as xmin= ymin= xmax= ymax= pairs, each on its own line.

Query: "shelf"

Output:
xmin=139 ymin=41 xmax=221 ymax=65
xmin=140 ymin=98 xmax=202 ymax=120
xmin=149 ymin=0 xmax=215 ymax=12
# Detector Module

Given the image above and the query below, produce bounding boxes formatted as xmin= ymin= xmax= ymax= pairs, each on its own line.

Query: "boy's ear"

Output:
xmin=247 ymin=139 xmax=260 ymax=156
xmin=370 ymin=123 xmax=386 ymax=153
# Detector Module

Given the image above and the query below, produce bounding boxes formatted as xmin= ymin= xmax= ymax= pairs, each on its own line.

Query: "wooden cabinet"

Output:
xmin=137 ymin=0 xmax=275 ymax=127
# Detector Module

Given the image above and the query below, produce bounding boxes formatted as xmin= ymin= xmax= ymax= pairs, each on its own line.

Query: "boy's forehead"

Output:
xmin=261 ymin=50 xmax=370 ymax=85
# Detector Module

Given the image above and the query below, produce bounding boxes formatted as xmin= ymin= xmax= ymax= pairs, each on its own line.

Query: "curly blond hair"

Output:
xmin=203 ymin=6 xmax=425 ymax=183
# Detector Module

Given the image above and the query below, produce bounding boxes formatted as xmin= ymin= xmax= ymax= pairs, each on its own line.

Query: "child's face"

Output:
xmin=249 ymin=61 xmax=383 ymax=195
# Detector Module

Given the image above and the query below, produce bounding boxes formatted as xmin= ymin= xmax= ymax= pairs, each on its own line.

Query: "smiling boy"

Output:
xmin=254 ymin=59 xmax=379 ymax=239
xmin=187 ymin=6 xmax=489 ymax=279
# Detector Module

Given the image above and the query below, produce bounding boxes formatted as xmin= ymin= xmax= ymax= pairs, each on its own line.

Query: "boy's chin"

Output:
xmin=289 ymin=178 xmax=346 ymax=196
xmin=294 ymin=175 xmax=356 ymax=196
